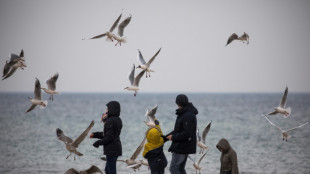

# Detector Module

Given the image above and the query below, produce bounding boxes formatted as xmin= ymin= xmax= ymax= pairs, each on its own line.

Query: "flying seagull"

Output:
xmin=41 ymin=72 xmax=59 ymax=100
xmin=197 ymin=120 xmax=212 ymax=154
xmin=2 ymin=49 xmax=26 ymax=80
xmin=84 ymin=13 xmax=122 ymax=42
xmin=56 ymin=120 xmax=95 ymax=160
xmin=144 ymin=105 xmax=158 ymax=128
xmin=65 ymin=165 xmax=103 ymax=174
xmin=124 ymin=64 xmax=146 ymax=96
xmin=188 ymin=150 xmax=209 ymax=174
xmin=264 ymin=116 xmax=308 ymax=142
xmin=136 ymin=48 xmax=161 ymax=78
xmin=118 ymin=136 xmax=147 ymax=168
xmin=262 ymin=86 xmax=291 ymax=118
xmin=25 ymin=78 xmax=48 ymax=113
xmin=112 ymin=14 xmax=132 ymax=46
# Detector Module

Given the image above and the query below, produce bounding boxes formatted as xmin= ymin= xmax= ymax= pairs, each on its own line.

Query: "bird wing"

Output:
xmin=109 ymin=13 xmax=122 ymax=32
xmin=3 ymin=61 xmax=11 ymax=77
xmin=72 ymin=120 xmax=95 ymax=148
xmin=25 ymin=104 xmax=37 ymax=113
xmin=2 ymin=66 xmax=17 ymax=80
xmin=266 ymin=110 xmax=278 ymax=116
xmin=56 ymin=128 xmax=73 ymax=143
xmin=198 ymin=150 xmax=208 ymax=165
xmin=84 ymin=165 xmax=103 ymax=174
xmin=46 ymin=72 xmax=59 ymax=91
xmin=133 ymin=69 xmax=146 ymax=87
xmin=128 ymin=64 xmax=135 ymax=85
xmin=147 ymin=105 xmax=158 ymax=120
xmin=89 ymin=33 xmax=107 ymax=39
xmin=201 ymin=120 xmax=212 ymax=144
xmin=19 ymin=49 xmax=24 ymax=58
xmin=117 ymin=15 xmax=131 ymax=37
xmin=286 ymin=121 xmax=309 ymax=133
xmin=226 ymin=33 xmax=238 ymax=46
xmin=279 ymin=86 xmax=288 ymax=108
xmin=34 ymin=78 xmax=42 ymax=100
xmin=264 ymin=116 xmax=282 ymax=132
xmin=9 ymin=53 xmax=20 ymax=63
xmin=130 ymin=136 xmax=146 ymax=160
xmin=64 ymin=168 xmax=79 ymax=174
xmin=137 ymin=50 xmax=146 ymax=65
xmin=146 ymin=48 xmax=161 ymax=67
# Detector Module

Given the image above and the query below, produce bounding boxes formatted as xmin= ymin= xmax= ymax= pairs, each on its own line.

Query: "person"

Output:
xmin=90 ymin=101 xmax=123 ymax=174
xmin=164 ymin=94 xmax=198 ymax=174
xmin=143 ymin=118 xmax=168 ymax=174
xmin=216 ymin=138 xmax=239 ymax=174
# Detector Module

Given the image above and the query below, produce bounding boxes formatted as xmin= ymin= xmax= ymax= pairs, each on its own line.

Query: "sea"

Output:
xmin=0 ymin=92 xmax=309 ymax=174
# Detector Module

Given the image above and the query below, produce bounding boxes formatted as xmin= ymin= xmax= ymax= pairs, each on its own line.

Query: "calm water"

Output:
xmin=0 ymin=93 xmax=309 ymax=174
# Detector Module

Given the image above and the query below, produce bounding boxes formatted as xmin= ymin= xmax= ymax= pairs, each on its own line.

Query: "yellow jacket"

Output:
xmin=143 ymin=124 xmax=164 ymax=157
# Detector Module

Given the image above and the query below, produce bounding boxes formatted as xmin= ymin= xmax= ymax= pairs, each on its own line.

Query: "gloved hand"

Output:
xmin=161 ymin=135 xmax=168 ymax=143
xmin=93 ymin=140 xmax=101 ymax=148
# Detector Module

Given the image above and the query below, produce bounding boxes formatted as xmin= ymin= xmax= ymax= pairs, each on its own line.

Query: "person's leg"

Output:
xmin=105 ymin=158 xmax=110 ymax=174
xmin=106 ymin=155 xmax=118 ymax=174
xmin=169 ymin=153 xmax=188 ymax=174
xmin=179 ymin=154 xmax=188 ymax=174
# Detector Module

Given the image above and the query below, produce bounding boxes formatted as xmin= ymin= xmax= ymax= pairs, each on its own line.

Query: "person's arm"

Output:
xmin=90 ymin=132 xmax=103 ymax=139
xmin=231 ymin=151 xmax=239 ymax=174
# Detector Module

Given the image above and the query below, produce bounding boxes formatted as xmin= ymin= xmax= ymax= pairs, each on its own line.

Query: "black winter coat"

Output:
xmin=144 ymin=145 xmax=167 ymax=171
xmin=167 ymin=103 xmax=198 ymax=154
xmin=93 ymin=101 xmax=123 ymax=156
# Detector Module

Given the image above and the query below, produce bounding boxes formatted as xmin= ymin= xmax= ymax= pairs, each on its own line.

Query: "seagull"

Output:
xmin=41 ymin=72 xmax=59 ymax=100
xmin=264 ymin=116 xmax=309 ymax=142
xmin=126 ymin=163 xmax=142 ymax=172
xmin=65 ymin=165 xmax=103 ymax=174
xmin=197 ymin=120 xmax=212 ymax=154
xmin=124 ymin=64 xmax=146 ymax=96
xmin=112 ymin=14 xmax=132 ymax=46
xmin=188 ymin=150 xmax=209 ymax=174
xmin=56 ymin=120 xmax=95 ymax=160
xmin=238 ymin=32 xmax=249 ymax=44
xmin=84 ymin=13 xmax=122 ymax=42
xmin=118 ymin=136 xmax=147 ymax=168
xmin=136 ymin=48 xmax=161 ymax=78
xmin=262 ymin=86 xmax=291 ymax=118
xmin=225 ymin=33 xmax=239 ymax=46
xmin=25 ymin=78 xmax=48 ymax=113
xmin=144 ymin=105 xmax=158 ymax=128
xmin=2 ymin=49 xmax=26 ymax=80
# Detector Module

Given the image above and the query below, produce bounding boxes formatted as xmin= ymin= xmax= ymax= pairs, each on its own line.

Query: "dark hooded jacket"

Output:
xmin=216 ymin=138 xmax=239 ymax=174
xmin=167 ymin=103 xmax=198 ymax=154
xmin=93 ymin=101 xmax=123 ymax=156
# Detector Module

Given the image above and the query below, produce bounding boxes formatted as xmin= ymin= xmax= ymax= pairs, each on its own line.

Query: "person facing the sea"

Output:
xmin=90 ymin=101 xmax=123 ymax=174
xmin=216 ymin=138 xmax=239 ymax=174
xmin=164 ymin=94 xmax=198 ymax=174
xmin=143 ymin=117 xmax=168 ymax=174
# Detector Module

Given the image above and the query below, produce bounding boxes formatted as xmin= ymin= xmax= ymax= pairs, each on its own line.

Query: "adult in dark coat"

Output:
xmin=165 ymin=94 xmax=198 ymax=174
xmin=90 ymin=101 xmax=123 ymax=174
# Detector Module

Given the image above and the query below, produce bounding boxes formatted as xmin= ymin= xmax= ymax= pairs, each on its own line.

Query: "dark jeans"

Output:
xmin=151 ymin=168 xmax=165 ymax=174
xmin=105 ymin=155 xmax=118 ymax=174
xmin=221 ymin=171 xmax=232 ymax=174
xmin=169 ymin=152 xmax=188 ymax=174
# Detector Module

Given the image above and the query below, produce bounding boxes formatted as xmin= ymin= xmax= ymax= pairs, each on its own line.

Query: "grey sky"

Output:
xmin=1 ymin=0 xmax=310 ymax=93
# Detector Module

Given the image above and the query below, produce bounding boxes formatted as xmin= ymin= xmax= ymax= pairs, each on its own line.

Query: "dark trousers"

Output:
xmin=105 ymin=155 xmax=118 ymax=174
xmin=151 ymin=168 xmax=165 ymax=174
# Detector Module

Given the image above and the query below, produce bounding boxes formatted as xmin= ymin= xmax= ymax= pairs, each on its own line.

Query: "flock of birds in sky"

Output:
xmin=1 ymin=11 xmax=309 ymax=174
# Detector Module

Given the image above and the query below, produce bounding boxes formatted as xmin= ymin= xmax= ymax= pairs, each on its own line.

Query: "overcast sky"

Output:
xmin=0 ymin=0 xmax=310 ymax=93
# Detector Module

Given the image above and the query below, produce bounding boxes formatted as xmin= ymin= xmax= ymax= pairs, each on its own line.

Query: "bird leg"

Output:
xmin=66 ymin=152 xmax=71 ymax=159
xmin=52 ymin=95 xmax=54 ymax=101
xmin=134 ymin=91 xmax=137 ymax=97
xmin=74 ymin=154 xmax=76 ymax=160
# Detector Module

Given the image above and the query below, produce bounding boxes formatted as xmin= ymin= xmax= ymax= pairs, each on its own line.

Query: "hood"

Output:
xmin=143 ymin=125 xmax=164 ymax=157
xmin=216 ymin=138 xmax=231 ymax=153
xmin=106 ymin=101 xmax=121 ymax=117
xmin=175 ymin=102 xmax=198 ymax=116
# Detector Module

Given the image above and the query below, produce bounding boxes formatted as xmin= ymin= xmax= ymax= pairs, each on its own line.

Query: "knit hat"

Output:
xmin=175 ymin=94 xmax=189 ymax=107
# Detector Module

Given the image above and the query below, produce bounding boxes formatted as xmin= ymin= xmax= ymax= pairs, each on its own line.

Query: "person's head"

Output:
xmin=106 ymin=101 xmax=121 ymax=117
xmin=175 ymin=94 xmax=189 ymax=108
xmin=216 ymin=138 xmax=231 ymax=153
